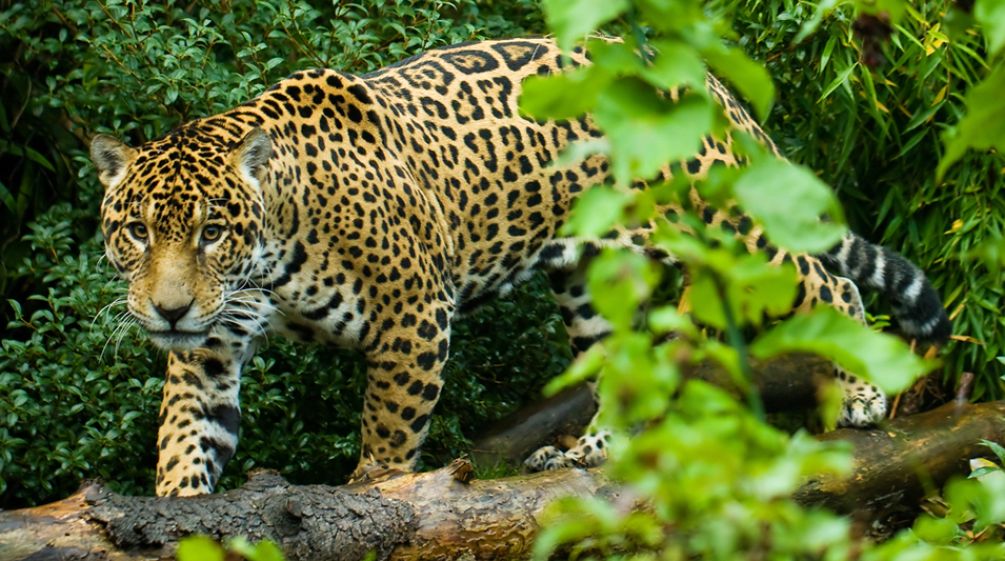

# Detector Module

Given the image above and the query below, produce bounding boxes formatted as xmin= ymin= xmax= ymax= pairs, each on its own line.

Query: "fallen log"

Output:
xmin=3 ymin=401 xmax=1003 ymax=561
xmin=798 ymin=400 xmax=1005 ymax=512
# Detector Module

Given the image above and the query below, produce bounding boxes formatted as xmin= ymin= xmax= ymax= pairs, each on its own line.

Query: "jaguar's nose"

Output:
xmin=152 ymin=299 xmax=194 ymax=327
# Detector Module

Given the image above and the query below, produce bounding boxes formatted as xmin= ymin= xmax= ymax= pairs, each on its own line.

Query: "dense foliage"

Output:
xmin=522 ymin=0 xmax=1005 ymax=559
xmin=0 ymin=5 xmax=1003 ymax=548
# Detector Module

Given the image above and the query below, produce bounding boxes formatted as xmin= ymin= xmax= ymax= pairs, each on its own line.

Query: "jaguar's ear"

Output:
xmin=90 ymin=134 xmax=137 ymax=189
xmin=231 ymin=128 xmax=272 ymax=182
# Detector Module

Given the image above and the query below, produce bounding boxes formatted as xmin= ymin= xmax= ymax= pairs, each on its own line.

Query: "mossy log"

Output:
xmin=3 ymin=400 xmax=1005 ymax=561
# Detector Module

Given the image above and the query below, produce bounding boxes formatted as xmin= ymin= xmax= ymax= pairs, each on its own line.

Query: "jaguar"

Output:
xmin=89 ymin=37 xmax=951 ymax=496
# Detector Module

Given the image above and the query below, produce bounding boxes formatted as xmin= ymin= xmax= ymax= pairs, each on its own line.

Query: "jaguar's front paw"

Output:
xmin=838 ymin=392 xmax=887 ymax=427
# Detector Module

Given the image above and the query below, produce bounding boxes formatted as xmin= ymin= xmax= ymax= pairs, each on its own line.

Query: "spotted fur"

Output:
xmin=89 ymin=38 xmax=949 ymax=495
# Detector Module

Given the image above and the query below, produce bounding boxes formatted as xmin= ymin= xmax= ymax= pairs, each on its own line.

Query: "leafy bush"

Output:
xmin=522 ymin=0 xmax=1005 ymax=559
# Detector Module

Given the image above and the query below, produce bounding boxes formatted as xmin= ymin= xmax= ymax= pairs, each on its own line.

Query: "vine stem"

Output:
xmin=711 ymin=273 xmax=764 ymax=421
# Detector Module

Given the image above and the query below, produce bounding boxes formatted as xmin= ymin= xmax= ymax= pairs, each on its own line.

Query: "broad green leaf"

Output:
xmin=543 ymin=344 xmax=605 ymax=396
xmin=688 ymin=256 xmax=796 ymax=330
xmin=560 ymin=185 xmax=629 ymax=237
xmin=702 ymin=46 xmax=775 ymax=121
xmin=23 ymin=147 xmax=55 ymax=172
xmin=911 ymin=515 xmax=959 ymax=544
xmin=734 ymin=159 xmax=846 ymax=253
xmin=750 ymin=306 xmax=933 ymax=393
xmin=648 ymin=305 xmax=699 ymax=338
xmin=594 ymin=79 xmax=715 ymax=185
xmin=176 ymin=536 xmax=225 ymax=561
xmin=542 ymin=0 xmax=629 ymax=51
xmin=727 ymin=255 xmax=799 ymax=323
xmin=519 ymin=67 xmax=611 ymax=121
xmin=939 ymin=65 xmax=1005 ymax=178
xmin=642 ymin=40 xmax=707 ymax=90
xmin=976 ymin=0 xmax=1005 ymax=55
xmin=863 ymin=0 xmax=906 ymax=24
xmin=587 ymin=250 xmax=661 ymax=330
xmin=227 ymin=537 xmax=285 ymax=561
xmin=553 ymin=138 xmax=609 ymax=168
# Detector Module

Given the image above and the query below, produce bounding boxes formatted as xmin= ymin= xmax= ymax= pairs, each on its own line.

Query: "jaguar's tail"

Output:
xmin=817 ymin=232 xmax=951 ymax=344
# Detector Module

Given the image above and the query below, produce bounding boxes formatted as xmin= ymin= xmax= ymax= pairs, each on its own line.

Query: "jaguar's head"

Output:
xmin=90 ymin=126 xmax=272 ymax=351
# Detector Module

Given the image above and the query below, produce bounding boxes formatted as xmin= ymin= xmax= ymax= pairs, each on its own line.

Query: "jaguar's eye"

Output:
xmin=127 ymin=222 xmax=148 ymax=242
xmin=201 ymin=224 xmax=225 ymax=244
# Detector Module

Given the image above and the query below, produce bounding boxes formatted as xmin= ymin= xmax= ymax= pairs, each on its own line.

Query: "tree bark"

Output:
xmin=3 ymin=401 xmax=1004 ymax=561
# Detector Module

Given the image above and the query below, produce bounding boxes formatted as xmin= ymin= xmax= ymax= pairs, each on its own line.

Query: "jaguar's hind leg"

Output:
xmin=826 ymin=275 xmax=887 ymax=426
xmin=524 ymin=260 xmax=614 ymax=471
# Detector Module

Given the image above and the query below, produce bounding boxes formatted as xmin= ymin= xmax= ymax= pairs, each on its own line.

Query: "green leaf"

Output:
xmin=794 ymin=0 xmax=841 ymax=43
xmin=976 ymin=0 xmax=1005 ymax=55
xmin=982 ymin=439 xmax=1005 ymax=464
xmin=939 ymin=64 xmax=1005 ymax=178
xmin=0 ymin=180 xmax=16 ymax=214
xmin=227 ymin=537 xmax=285 ymax=561
xmin=553 ymin=139 xmax=610 ymax=168
xmin=176 ymin=536 xmax=224 ymax=561
xmin=543 ymin=344 xmax=605 ymax=396
xmin=687 ymin=255 xmax=796 ymax=330
xmin=642 ymin=40 xmax=707 ymax=90
xmin=560 ymin=185 xmax=629 ymax=237
xmin=542 ymin=0 xmax=628 ymax=51
xmin=518 ymin=67 xmax=611 ymax=121
xmin=701 ymin=46 xmax=775 ymax=121
xmin=23 ymin=147 xmax=55 ymax=172
xmin=648 ymin=305 xmax=699 ymax=338
xmin=912 ymin=515 xmax=959 ymax=544
xmin=733 ymin=159 xmax=846 ymax=253
xmin=587 ymin=250 xmax=661 ymax=330
xmin=818 ymin=62 xmax=857 ymax=102
xmin=751 ymin=307 xmax=933 ymax=393
xmin=594 ymin=80 xmax=715 ymax=185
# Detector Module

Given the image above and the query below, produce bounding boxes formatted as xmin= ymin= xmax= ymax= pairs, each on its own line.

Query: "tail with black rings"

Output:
xmin=817 ymin=232 xmax=951 ymax=344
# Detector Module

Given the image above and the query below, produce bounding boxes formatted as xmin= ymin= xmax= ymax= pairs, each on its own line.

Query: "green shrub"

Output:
xmin=525 ymin=1 xmax=1005 ymax=559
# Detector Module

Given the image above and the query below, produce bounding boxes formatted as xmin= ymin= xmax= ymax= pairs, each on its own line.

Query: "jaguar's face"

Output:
xmin=91 ymin=127 xmax=272 ymax=351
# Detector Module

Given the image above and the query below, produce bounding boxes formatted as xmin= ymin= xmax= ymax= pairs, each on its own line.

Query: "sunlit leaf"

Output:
xmin=587 ymin=250 xmax=661 ymax=330
xmin=519 ymin=67 xmax=611 ymax=121
xmin=702 ymin=45 xmax=775 ymax=121
xmin=176 ymin=536 xmax=224 ymax=561
xmin=751 ymin=307 xmax=933 ymax=393
xmin=643 ymin=40 xmax=707 ymax=90
xmin=733 ymin=159 xmax=846 ymax=253
xmin=939 ymin=65 xmax=1005 ymax=178
xmin=542 ymin=0 xmax=628 ymax=51
xmin=976 ymin=0 xmax=1005 ymax=56
xmin=595 ymin=80 xmax=715 ymax=185
xmin=559 ymin=185 xmax=629 ymax=237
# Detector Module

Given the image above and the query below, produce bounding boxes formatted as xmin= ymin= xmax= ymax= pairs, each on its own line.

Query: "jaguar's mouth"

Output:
xmin=147 ymin=329 xmax=211 ymax=351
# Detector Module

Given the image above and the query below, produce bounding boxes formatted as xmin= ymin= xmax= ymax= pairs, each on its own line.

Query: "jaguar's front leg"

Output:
xmin=350 ymin=300 xmax=454 ymax=481
xmin=155 ymin=345 xmax=245 ymax=497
